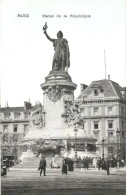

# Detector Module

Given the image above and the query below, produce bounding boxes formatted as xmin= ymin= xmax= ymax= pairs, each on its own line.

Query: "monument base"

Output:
xmin=19 ymin=126 xmax=97 ymax=161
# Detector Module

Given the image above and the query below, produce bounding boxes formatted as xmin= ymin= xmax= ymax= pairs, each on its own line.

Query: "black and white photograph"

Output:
xmin=0 ymin=0 xmax=126 ymax=194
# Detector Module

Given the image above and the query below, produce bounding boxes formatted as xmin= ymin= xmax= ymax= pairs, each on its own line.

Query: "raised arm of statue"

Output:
xmin=44 ymin=30 xmax=55 ymax=42
xmin=43 ymin=22 xmax=55 ymax=42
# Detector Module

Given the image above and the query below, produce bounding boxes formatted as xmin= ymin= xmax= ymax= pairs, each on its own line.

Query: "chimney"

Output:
xmin=108 ymin=75 xmax=110 ymax=80
xmin=24 ymin=101 xmax=32 ymax=110
xmin=80 ymin=84 xmax=88 ymax=93
xmin=121 ymin=87 xmax=126 ymax=97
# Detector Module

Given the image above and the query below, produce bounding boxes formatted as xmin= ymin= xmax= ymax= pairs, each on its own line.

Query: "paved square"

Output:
xmin=1 ymin=167 xmax=126 ymax=195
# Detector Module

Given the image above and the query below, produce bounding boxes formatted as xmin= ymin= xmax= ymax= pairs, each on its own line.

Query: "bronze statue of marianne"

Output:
xmin=43 ymin=23 xmax=70 ymax=71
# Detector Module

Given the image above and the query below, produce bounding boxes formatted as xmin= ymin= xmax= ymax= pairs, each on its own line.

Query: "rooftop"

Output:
xmin=77 ymin=79 xmax=126 ymax=101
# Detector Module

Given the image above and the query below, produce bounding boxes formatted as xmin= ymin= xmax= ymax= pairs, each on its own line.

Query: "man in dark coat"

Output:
xmin=68 ymin=158 xmax=74 ymax=171
xmin=62 ymin=160 xmax=68 ymax=175
xmin=39 ymin=156 xmax=46 ymax=176
xmin=106 ymin=159 xmax=110 ymax=175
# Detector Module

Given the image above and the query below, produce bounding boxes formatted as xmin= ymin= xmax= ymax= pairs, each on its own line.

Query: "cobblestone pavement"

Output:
xmin=1 ymin=167 xmax=126 ymax=195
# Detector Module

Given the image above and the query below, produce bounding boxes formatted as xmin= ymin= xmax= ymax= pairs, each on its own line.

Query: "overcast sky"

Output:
xmin=0 ymin=0 xmax=125 ymax=107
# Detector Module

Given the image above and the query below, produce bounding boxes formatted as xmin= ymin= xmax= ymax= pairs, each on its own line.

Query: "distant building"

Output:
xmin=0 ymin=101 xmax=36 ymax=159
xmin=76 ymin=77 xmax=126 ymax=161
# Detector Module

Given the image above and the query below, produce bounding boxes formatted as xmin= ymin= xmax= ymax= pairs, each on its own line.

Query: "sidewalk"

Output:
xmin=8 ymin=166 xmax=126 ymax=173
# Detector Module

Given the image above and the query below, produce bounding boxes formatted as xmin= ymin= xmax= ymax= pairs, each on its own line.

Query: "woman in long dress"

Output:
xmin=62 ymin=160 xmax=68 ymax=175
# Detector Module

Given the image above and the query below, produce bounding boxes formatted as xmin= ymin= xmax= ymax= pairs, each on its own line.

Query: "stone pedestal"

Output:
xmin=21 ymin=70 xmax=97 ymax=160
xmin=41 ymin=71 xmax=77 ymax=129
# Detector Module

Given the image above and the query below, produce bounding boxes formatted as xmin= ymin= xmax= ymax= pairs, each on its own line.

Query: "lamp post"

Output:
xmin=43 ymin=111 xmax=46 ymax=127
xmin=116 ymin=129 xmax=120 ymax=162
xmin=102 ymin=139 xmax=105 ymax=159
xmin=74 ymin=126 xmax=78 ymax=163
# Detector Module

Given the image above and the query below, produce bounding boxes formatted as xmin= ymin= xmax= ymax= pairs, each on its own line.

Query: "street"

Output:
xmin=1 ymin=167 xmax=126 ymax=195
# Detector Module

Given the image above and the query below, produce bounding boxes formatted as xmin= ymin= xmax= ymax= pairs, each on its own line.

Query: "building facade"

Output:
xmin=0 ymin=102 xmax=36 ymax=159
xmin=76 ymin=77 xmax=126 ymax=161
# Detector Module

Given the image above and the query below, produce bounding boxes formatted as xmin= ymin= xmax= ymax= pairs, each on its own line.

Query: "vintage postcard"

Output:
xmin=0 ymin=0 xmax=126 ymax=194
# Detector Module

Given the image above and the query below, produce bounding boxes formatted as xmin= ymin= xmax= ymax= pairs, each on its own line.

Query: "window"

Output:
xmin=3 ymin=135 xmax=8 ymax=144
xmin=80 ymin=108 xmax=85 ymax=117
xmin=24 ymin=112 xmax=29 ymax=119
xmin=108 ymin=132 xmax=113 ymax=138
xmin=121 ymin=107 xmax=125 ymax=115
xmin=82 ymin=121 xmax=85 ymax=129
xmin=96 ymin=147 xmax=99 ymax=151
xmin=13 ymin=134 xmax=18 ymax=143
xmin=94 ymin=89 xmax=98 ymax=96
xmin=122 ymin=132 xmax=125 ymax=138
xmin=14 ymin=112 xmax=20 ymax=119
xmin=108 ymin=146 xmax=113 ymax=153
xmin=76 ymin=144 xmax=85 ymax=151
xmin=4 ymin=112 xmax=10 ymax=119
xmin=3 ymin=125 xmax=8 ymax=133
xmin=87 ymin=144 xmax=96 ymax=152
xmin=108 ymin=121 xmax=113 ymax=129
xmin=108 ymin=107 xmax=112 ymax=115
xmin=14 ymin=125 xmax=18 ymax=132
xmin=24 ymin=124 xmax=29 ymax=133
xmin=80 ymin=108 xmax=85 ymax=113
xmin=94 ymin=107 xmax=99 ymax=115
xmin=122 ymin=121 xmax=125 ymax=129
xmin=94 ymin=122 xmax=99 ymax=129
xmin=93 ymin=132 xmax=99 ymax=139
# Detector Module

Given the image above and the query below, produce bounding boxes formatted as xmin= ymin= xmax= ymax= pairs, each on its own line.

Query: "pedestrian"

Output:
xmin=1 ymin=165 xmax=7 ymax=177
xmin=121 ymin=159 xmax=124 ymax=167
xmin=68 ymin=158 xmax=74 ymax=171
xmin=62 ymin=160 xmax=68 ymax=175
xmin=38 ymin=156 xmax=46 ymax=176
xmin=82 ymin=157 xmax=86 ymax=169
xmin=93 ymin=157 xmax=97 ymax=169
xmin=97 ymin=158 xmax=102 ymax=170
xmin=85 ymin=157 xmax=89 ymax=170
xmin=6 ymin=158 xmax=10 ymax=172
xmin=106 ymin=160 xmax=110 ymax=175
xmin=101 ymin=158 xmax=106 ymax=170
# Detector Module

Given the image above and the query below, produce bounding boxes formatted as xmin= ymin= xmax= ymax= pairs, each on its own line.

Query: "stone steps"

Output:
xmin=14 ymin=157 xmax=62 ymax=169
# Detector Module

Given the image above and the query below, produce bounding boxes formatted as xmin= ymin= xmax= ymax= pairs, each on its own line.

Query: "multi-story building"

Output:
xmin=0 ymin=102 xmax=36 ymax=159
xmin=76 ymin=77 xmax=126 ymax=161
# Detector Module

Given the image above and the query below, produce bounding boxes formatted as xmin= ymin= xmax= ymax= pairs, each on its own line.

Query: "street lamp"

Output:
xmin=116 ymin=129 xmax=120 ymax=161
xmin=74 ymin=127 xmax=78 ymax=160
xmin=102 ymin=139 xmax=105 ymax=159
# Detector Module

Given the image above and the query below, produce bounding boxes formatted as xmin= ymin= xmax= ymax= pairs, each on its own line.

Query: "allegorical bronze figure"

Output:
xmin=43 ymin=23 xmax=70 ymax=71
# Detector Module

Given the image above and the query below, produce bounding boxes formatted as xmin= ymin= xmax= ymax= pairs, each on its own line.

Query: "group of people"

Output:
xmin=61 ymin=156 xmax=125 ymax=176
xmin=2 ymin=155 xmax=125 ymax=177
xmin=38 ymin=156 xmax=74 ymax=176
xmin=96 ymin=157 xmax=124 ymax=170
xmin=81 ymin=157 xmax=93 ymax=170
xmin=38 ymin=156 xmax=117 ymax=176
xmin=62 ymin=158 xmax=74 ymax=174
xmin=75 ymin=156 xmax=125 ymax=175
xmin=38 ymin=155 xmax=118 ymax=176
xmin=96 ymin=158 xmax=110 ymax=175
